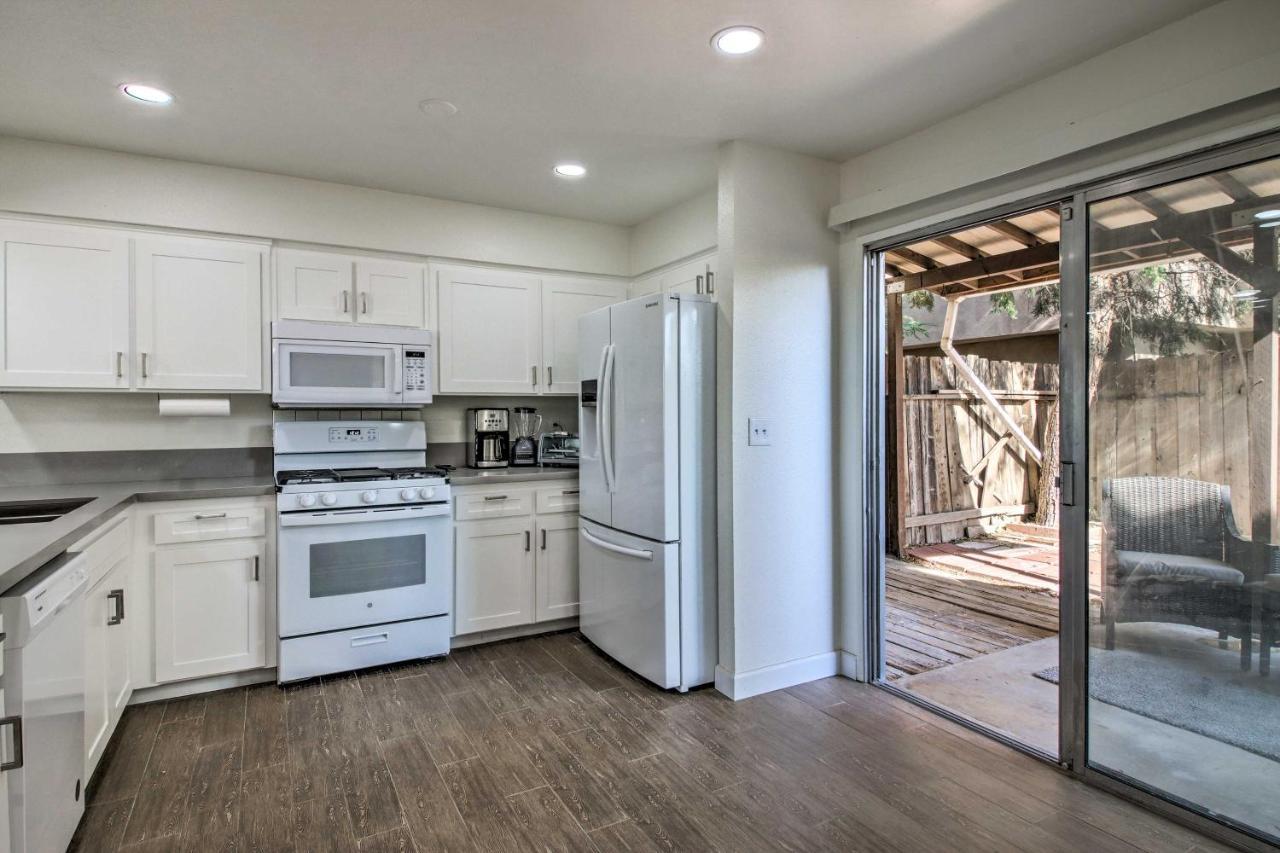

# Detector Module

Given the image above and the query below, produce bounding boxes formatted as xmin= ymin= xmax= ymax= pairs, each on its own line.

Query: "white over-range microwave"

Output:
xmin=272 ymin=319 xmax=433 ymax=407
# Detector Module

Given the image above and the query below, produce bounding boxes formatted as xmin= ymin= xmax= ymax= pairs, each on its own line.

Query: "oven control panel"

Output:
xmin=404 ymin=349 xmax=428 ymax=393
xmin=328 ymin=426 xmax=378 ymax=443
xmin=279 ymin=484 xmax=448 ymax=513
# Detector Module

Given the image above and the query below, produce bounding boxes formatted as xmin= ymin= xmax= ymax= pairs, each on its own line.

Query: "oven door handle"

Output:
xmin=278 ymin=502 xmax=451 ymax=527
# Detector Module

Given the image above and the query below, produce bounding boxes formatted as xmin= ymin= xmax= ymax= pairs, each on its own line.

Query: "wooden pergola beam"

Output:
xmin=1090 ymin=191 xmax=1280 ymax=254
xmin=900 ymin=241 xmax=1060 ymax=294
xmin=1207 ymin=172 xmax=1256 ymax=202
xmin=985 ymin=220 xmax=1046 ymax=247
xmin=933 ymin=235 xmax=985 ymax=260
xmin=888 ymin=246 xmax=939 ymax=270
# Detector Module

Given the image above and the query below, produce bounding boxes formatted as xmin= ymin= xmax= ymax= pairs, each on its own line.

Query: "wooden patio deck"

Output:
xmin=884 ymin=526 xmax=1100 ymax=680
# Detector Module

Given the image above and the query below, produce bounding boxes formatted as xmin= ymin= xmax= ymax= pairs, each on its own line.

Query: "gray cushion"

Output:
xmin=1116 ymin=550 xmax=1244 ymax=586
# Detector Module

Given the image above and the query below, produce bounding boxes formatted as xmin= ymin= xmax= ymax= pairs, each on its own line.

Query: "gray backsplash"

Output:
xmin=0 ymin=447 xmax=274 ymax=487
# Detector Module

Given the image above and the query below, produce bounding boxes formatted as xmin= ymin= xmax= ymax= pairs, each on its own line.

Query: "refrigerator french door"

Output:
xmin=578 ymin=293 xmax=716 ymax=691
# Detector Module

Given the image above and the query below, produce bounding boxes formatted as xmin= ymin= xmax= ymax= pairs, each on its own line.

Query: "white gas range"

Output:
xmin=273 ymin=420 xmax=453 ymax=682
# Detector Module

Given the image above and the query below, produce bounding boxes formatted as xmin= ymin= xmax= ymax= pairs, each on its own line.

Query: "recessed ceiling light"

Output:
xmin=418 ymin=98 xmax=458 ymax=118
xmin=712 ymin=26 xmax=764 ymax=56
xmin=553 ymin=163 xmax=587 ymax=179
xmin=120 ymin=83 xmax=173 ymax=105
xmin=1254 ymin=209 xmax=1280 ymax=220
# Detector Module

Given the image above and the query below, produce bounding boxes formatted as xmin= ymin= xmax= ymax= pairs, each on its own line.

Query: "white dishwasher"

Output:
xmin=1 ymin=550 xmax=88 ymax=853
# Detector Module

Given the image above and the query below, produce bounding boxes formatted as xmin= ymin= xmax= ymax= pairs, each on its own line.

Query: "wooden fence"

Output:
xmin=902 ymin=355 xmax=1057 ymax=547
xmin=899 ymin=349 xmax=1257 ymax=547
xmin=1090 ymin=349 xmax=1253 ymax=532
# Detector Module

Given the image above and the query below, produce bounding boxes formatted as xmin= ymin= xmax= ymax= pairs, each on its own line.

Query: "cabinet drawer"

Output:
xmin=153 ymin=505 xmax=266 ymax=544
xmin=535 ymin=484 xmax=580 ymax=515
xmin=453 ymin=488 xmax=534 ymax=521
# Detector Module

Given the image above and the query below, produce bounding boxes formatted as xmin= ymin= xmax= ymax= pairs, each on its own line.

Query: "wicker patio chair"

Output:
xmin=1101 ymin=476 xmax=1255 ymax=668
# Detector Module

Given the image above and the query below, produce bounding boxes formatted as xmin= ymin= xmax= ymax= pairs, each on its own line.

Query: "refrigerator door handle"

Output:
xmin=581 ymin=528 xmax=653 ymax=561
xmin=601 ymin=344 xmax=617 ymax=493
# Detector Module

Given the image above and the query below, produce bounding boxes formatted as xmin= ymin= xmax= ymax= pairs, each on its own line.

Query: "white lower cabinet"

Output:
xmin=453 ymin=482 xmax=580 ymax=636
xmin=84 ymin=550 xmax=131 ymax=780
xmin=153 ymin=538 xmax=268 ymax=682
xmin=535 ymin=514 xmax=580 ymax=621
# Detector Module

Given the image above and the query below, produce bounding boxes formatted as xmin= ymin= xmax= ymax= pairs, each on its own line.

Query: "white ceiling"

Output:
xmin=0 ymin=0 xmax=1216 ymax=226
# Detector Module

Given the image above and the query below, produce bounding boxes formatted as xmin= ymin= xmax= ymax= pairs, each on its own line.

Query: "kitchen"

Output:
xmin=0 ymin=1 xmax=1270 ymax=852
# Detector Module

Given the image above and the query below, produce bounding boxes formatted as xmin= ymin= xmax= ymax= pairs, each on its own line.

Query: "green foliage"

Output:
xmin=906 ymin=290 xmax=935 ymax=310
xmin=988 ymin=292 xmax=1018 ymax=319
xmin=902 ymin=316 xmax=929 ymax=340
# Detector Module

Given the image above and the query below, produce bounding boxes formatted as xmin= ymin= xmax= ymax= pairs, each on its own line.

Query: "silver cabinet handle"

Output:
xmin=141 ymin=352 xmax=149 ymax=379
xmin=253 ymin=555 xmax=260 ymax=582
xmin=115 ymin=351 xmax=123 ymax=379
xmin=696 ymin=274 xmax=703 ymax=295
xmin=0 ymin=716 xmax=22 ymax=771
xmin=525 ymin=530 xmax=531 ymax=552
xmin=541 ymin=529 xmax=547 ymax=550
xmin=706 ymin=268 xmax=715 ymax=295
xmin=548 ymin=366 xmax=553 ymax=386
xmin=194 ymin=512 xmax=227 ymax=520
xmin=483 ymin=495 xmax=508 ymax=502
xmin=342 ymin=290 xmax=349 ymax=314
xmin=361 ymin=292 xmax=368 ymax=314
xmin=563 ymin=489 xmax=579 ymax=496
xmin=531 ymin=365 xmax=538 ymax=387
xmin=107 ymin=589 xmax=125 ymax=626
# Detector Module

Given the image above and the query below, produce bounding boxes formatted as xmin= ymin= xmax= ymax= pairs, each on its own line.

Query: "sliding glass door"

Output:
xmin=1073 ymin=148 xmax=1280 ymax=842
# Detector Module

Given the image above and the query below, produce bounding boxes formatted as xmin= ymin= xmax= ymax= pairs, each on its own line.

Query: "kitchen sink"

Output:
xmin=0 ymin=497 xmax=93 ymax=525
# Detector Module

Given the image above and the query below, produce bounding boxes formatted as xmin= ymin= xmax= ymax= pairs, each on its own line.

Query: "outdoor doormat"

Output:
xmin=1034 ymin=653 xmax=1280 ymax=762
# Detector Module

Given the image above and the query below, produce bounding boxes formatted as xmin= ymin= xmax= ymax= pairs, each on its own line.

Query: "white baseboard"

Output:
xmin=129 ymin=667 xmax=277 ymax=705
xmin=450 ymin=617 xmax=578 ymax=649
xmin=714 ymin=650 xmax=839 ymax=701
xmin=839 ymin=650 xmax=862 ymax=680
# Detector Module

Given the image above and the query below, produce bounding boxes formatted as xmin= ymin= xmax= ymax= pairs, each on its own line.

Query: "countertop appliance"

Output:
xmin=465 ymin=408 xmax=510 ymax=469
xmin=271 ymin=320 xmax=433 ymax=408
xmin=577 ymin=293 xmax=716 ymax=692
xmin=537 ymin=431 xmax=580 ymax=467
xmin=274 ymin=420 xmax=452 ymax=682
xmin=1 ymin=551 xmax=88 ymax=853
xmin=510 ymin=407 xmax=541 ymax=467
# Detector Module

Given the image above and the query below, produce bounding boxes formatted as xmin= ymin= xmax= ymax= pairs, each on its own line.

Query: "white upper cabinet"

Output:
xmin=276 ymin=248 xmax=355 ymax=323
xmin=277 ymin=248 xmax=428 ymax=329
xmin=436 ymin=265 xmax=543 ymax=394
xmin=355 ymin=257 xmax=427 ymax=327
xmin=135 ymin=236 xmax=265 ymax=391
xmin=661 ymin=253 xmax=717 ymax=299
xmin=0 ymin=221 xmax=130 ymax=389
xmin=542 ymin=276 xmax=627 ymax=394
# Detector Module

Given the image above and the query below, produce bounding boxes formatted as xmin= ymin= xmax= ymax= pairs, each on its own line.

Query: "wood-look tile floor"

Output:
xmin=70 ymin=631 xmax=1231 ymax=853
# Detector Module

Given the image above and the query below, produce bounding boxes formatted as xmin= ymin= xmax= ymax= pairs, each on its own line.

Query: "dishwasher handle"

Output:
xmin=0 ymin=715 xmax=23 ymax=771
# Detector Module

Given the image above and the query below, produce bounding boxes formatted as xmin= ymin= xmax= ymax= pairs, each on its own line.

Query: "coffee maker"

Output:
xmin=465 ymin=408 xmax=510 ymax=468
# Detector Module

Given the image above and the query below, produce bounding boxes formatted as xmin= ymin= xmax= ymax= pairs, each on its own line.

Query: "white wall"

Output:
xmin=628 ymin=188 xmax=717 ymax=276
xmin=715 ymin=141 xmax=840 ymax=698
xmin=0 ymin=136 xmax=630 ymax=276
xmin=832 ymin=0 xmax=1280 ymax=225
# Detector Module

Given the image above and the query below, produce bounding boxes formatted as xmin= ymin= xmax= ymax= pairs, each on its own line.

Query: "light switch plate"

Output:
xmin=748 ymin=418 xmax=773 ymax=446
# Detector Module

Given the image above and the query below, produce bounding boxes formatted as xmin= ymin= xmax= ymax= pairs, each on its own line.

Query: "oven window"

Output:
xmin=309 ymin=534 xmax=425 ymax=598
xmin=289 ymin=351 xmax=387 ymax=388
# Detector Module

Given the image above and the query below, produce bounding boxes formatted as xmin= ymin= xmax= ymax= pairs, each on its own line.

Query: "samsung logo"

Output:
xmin=645 ymin=300 xmax=659 ymax=308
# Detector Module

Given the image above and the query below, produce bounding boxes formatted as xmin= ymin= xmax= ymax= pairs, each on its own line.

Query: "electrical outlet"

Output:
xmin=748 ymin=418 xmax=773 ymax=446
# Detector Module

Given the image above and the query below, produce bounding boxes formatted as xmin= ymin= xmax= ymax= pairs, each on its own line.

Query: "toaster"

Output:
xmin=537 ymin=431 xmax=580 ymax=467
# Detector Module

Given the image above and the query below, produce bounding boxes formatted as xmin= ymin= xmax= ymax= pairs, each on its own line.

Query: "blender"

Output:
xmin=510 ymin=407 xmax=542 ymax=466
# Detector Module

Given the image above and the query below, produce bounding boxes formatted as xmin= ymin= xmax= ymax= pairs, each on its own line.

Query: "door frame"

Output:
xmin=863 ymin=130 xmax=1280 ymax=852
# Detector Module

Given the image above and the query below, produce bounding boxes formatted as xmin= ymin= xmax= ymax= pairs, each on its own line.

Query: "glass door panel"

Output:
xmin=1085 ymin=154 xmax=1280 ymax=841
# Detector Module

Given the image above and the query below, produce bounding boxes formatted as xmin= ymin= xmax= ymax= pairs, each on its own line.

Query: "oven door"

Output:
xmin=277 ymin=503 xmax=451 ymax=637
xmin=273 ymin=340 xmax=403 ymax=406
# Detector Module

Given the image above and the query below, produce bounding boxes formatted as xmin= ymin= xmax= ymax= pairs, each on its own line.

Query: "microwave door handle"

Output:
xmin=393 ymin=348 xmax=404 ymax=395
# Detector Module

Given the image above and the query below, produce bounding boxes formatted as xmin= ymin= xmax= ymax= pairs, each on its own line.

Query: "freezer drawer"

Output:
xmin=578 ymin=519 xmax=680 ymax=689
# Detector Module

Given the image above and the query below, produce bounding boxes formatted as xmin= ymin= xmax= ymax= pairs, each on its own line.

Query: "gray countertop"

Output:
xmin=0 ymin=476 xmax=275 ymax=595
xmin=448 ymin=466 xmax=579 ymax=487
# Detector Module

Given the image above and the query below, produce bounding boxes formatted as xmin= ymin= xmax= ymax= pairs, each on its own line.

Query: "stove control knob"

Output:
xmin=298 ymin=494 xmax=318 ymax=508
xmin=420 ymin=487 xmax=436 ymax=500
xmin=320 ymin=493 xmax=338 ymax=507
xmin=361 ymin=490 xmax=378 ymax=504
xmin=400 ymin=487 xmax=420 ymax=501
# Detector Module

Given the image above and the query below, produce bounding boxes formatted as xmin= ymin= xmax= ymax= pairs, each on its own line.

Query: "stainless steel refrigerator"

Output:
xmin=577 ymin=292 xmax=716 ymax=691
